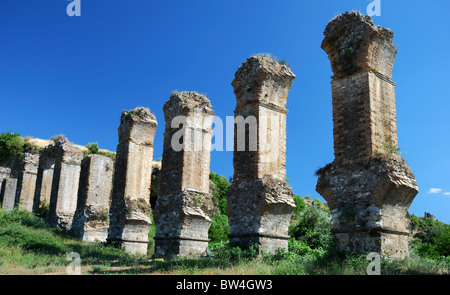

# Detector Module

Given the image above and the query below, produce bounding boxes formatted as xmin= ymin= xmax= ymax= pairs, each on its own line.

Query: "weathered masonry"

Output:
xmin=107 ymin=107 xmax=157 ymax=255
xmin=154 ymin=91 xmax=215 ymax=257
xmin=227 ymin=55 xmax=296 ymax=254
xmin=71 ymin=154 xmax=114 ymax=242
xmin=15 ymin=153 xmax=40 ymax=212
xmin=33 ymin=142 xmax=58 ymax=212
xmin=315 ymin=12 xmax=418 ymax=259
xmin=47 ymin=137 xmax=84 ymax=230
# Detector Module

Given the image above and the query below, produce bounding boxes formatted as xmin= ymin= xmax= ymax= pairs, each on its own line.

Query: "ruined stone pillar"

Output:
xmin=15 ymin=153 xmax=40 ymax=212
xmin=316 ymin=12 xmax=418 ymax=259
xmin=71 ymin=154 xmax=114 ymax=242
xmin=0 ymin=165 xmax=12 ymax=206
xmin=47 ymin=137 xmax=83 ymax=230
xmin=1 ymin=178 xmax=18 ymax=211
xmin=33 ymin=142 xmax=58 ymax=212
xmin=154 ymin=91 xmax=215 ymax=257
xmin=0 ymin=160 xmax=20 ymax=211
xmin=227 ymin=55 xmax=296 ymax=254
xmin=107 ymin=107 xmax=157 ymax=255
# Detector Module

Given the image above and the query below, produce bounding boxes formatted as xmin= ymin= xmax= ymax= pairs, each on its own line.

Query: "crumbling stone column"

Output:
xmin=107 ymin=107 xmax=157 ymax=255
xmin=33 ymin=142 xmax=58 ymax=212
xmin=71 ymin=154 xmax=114 ymax=242
xmin=154 ymin=91 xmax=215 ymax=257
xmin=47 ymin=137 xmax=83 ymax=230
xmin=227 ymin=55 xmax=296 ymax=254
xmin=0 ymin=165 xmax=12 ymax=206
xmin=0 ymin=160 xmax=20 ymax=211
xmin=1 ymin=178 xmax=18 ymax=211
xmin=15 ymin=153 xmax=40 ymax=212
xmin=316 ymin=12 xmax=418 ymax=259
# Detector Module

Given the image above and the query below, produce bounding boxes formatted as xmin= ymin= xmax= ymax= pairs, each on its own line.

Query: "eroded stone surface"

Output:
xmin=71 ymin=154 xmax=114 ymax=242
xmin=15 ymin=153 xmax=40 ymax=212
xmin=228 ymin=55 xmax=296 ymax=254
xmin=33 ymin=142 xmax=58 ymax=212
xmin=107 ymin=107 xmax=157 ymax=255
xmin=1 ymin=178 xmax=18 ymax=211
xmin=154 ymin=91 xmax=214 ymax=257
xmin=316 ymin=12 xmax=418 ymax=259
xmin=47 ymin=136 xmax=83 ymax=230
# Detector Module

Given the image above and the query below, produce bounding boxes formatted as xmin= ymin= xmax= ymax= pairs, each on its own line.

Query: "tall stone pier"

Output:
xmin=0 ymin=165 xmax=11 ymax=196
xmin=47 ymin=137 xmax=83 ymax=230
xmin=33 ymin=142 xmax=58 ymax=212
xmin=154 ymin=91 xmax=215 ymax=257
xmin=1 ymin=178 xmax=18 ymax=211
xmin=107 ymin=107 xmax=157 ymax=255
xmin=0 ymin=160 xmax=19 ymax=211
xmin=71 ymin=154 xmax=114 ymax=242
xmin=15 ymin=153 xmax=40 ymax=212
xmin=315 ymin=12 xmax=418 ymax=259
xmin=227 ymin=55 xmax=296 ymax=254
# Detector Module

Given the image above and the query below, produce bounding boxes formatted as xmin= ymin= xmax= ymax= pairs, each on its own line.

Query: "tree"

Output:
xmin=209 ymin=172 xmax=230 ymax=215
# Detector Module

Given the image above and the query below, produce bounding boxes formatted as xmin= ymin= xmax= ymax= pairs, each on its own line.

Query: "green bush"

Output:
xmin=86 ymin=142 xmax=99 ymax=154
xmin=208 ymin=214 xmax=230 ymax=242
xmin=209 ymin=172 xmax=230 ymax=215
xmin=288 ymin=199 xmax=334 ymax=251
xmin=0 ymin=132 xmax=24 ymax=163
xmin=210 ymin=241 xmax=258 ymax=263
xmin=410 ymin=215 xmax=450 ymax=258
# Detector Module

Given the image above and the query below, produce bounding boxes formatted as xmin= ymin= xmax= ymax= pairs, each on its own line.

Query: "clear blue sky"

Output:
xmin=1 ymin=0 xmax=449 ymax=223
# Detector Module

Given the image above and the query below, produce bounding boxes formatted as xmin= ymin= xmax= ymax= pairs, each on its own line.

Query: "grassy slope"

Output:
xmin=0 ymin=209 xmax=449 ymax=275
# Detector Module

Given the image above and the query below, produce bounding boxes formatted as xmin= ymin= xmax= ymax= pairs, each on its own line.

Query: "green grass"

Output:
xmin=0 ymin=208 xmax=448 ymax=275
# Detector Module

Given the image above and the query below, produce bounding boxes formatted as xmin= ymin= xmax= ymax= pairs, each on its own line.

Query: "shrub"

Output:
xmin=0 ymin=132 xmax=24 ymax=163
xmin=208 ymin=214 xmax=230 ymax=242
xmin=288 ymin=200 xmax=334 ymax=251
xmin=86 ymin=142 xmax=99 ymax=154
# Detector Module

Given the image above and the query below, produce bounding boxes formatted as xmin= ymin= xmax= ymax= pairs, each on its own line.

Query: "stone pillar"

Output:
xmin=15 ymin=153 xmax=40 ymax=212
xmin=154 ymin=91 xmax=215 ymax=257
xmin=71 ymin=154 xmax=114 ymax=242
xmin=33 ymin=142 xmax=58 ymax=212
xmin=107 ymin=107 xmax=157 ymax=255
xmin=1 ymin=178 xmax=18 ymax=211
xmin=227 ymin=55 xmax=296 ymax=254
xmin=0 ymin=165 xmax=12 ymax=205
xmin=315 ymin=12 xmax=418 ymax=259
xmin=47 ymin=137 xmax=83 ymax=230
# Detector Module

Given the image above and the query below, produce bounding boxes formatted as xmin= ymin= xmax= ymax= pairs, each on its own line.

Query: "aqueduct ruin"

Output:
xmin=0 ymin=12 xmax=418 ymax=258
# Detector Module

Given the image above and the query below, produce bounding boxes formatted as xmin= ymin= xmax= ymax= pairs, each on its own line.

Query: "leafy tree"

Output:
xmin=209 ymin=172 xmax=230 ymax=215
xmin=410 ymin=215 xmax=450 ymax=258
xmin=0 ymin=132 xmax=24 ymax=163
xmin=208 ymin=172 xmax=231 ymax=242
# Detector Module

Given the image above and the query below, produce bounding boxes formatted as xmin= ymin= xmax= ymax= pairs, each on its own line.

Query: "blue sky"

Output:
xmin=1 ymin=0 xmax=449 ymax=223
